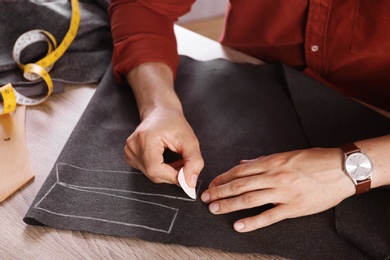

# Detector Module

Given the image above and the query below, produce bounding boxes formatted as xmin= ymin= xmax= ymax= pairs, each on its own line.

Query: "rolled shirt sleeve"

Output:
xmin=108 ymin=0 xmax=195 ymax=83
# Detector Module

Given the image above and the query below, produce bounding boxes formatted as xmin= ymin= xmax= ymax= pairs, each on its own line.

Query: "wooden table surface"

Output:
xmin=0 ymin=26 xmax=286 ymax=259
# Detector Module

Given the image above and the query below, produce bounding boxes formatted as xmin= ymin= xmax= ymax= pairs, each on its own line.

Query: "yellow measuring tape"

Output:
xmin=0 ymin=0 xmax=80 ymax=115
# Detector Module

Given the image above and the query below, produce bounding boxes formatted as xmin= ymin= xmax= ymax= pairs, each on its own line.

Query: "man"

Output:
xmin=109 ymin=0 xmax=390 ymax=232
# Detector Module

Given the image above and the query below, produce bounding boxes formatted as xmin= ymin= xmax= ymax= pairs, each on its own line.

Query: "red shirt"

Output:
xmin=109 ymin=0 xmax=390 ymax=112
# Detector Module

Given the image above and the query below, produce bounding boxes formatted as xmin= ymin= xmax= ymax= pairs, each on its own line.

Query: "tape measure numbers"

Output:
xmin=0 ymin=0 xmax=80 ymax=115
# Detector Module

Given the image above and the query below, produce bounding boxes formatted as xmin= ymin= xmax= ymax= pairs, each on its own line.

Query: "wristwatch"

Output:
xmin=340 ymin=143 xmax=373 ymax=195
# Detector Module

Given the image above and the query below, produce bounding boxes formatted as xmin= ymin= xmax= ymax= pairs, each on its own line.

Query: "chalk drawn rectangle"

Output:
xmin=35 ymin=183 xmax=178 ymax=233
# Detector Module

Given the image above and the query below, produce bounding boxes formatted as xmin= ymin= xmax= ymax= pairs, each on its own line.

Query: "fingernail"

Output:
xmin=234 ymin=222 xmax=245 ymax=231
xmin=190 ymin=174 xmax=197 ymax=187
xmin=209 ymin=202 xmax=219 ymax=213
xmin=201 ymin=191 xmax=210 ymax=202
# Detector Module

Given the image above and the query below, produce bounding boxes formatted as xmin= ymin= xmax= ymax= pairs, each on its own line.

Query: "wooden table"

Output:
xmin=0 ymin=26 xmax=284 ymax=259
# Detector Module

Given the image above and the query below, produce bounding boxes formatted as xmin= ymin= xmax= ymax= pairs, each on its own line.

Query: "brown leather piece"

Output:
xmin=0 ymin=105 xmax=35 ymax=202
xmin=356 ymin=179 xmax=372 ymax=195
xmin=340 ymin=143 xmax=360 ymax=154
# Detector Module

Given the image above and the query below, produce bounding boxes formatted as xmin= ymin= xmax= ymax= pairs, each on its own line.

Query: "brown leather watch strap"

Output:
xmin=340 ymin=143 xmax=360 ymax=154
xmin=356 ymin=179 xmax=371 ymax=195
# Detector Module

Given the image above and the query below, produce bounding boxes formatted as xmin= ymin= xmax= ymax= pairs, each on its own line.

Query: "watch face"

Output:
xmin=345 ymin=152 xmax=373 ymax=180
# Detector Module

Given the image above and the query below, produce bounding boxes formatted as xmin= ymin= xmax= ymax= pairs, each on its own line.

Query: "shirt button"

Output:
xmin=311 ymin=45 xmax=319 ymax=52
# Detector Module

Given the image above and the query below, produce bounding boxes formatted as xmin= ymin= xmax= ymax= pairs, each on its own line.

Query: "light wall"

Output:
xmin=178 ymin=0 xmax=229 ymax=23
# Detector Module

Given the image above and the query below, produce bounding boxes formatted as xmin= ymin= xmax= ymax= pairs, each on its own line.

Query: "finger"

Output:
xmin=206 ymin=189 xmax=280 ymax=215
xmin=124 ymin=144 xmax=144 ymax=171
xmin=125 ymin=140 xmax=178 ymax=185
xmin=144 ymin=150 xmax=179 ymax=185
xmin=168 ymin=159 xmax=185 ymax=171
xmin=124 ymin=133 xmax=152 ymax=171
xmin=240 ymin=155 xmax=266 ymax=164
xmin=239 ymin=159 xmax=255 ymax=164
xmin=210 ymin=161 xmax=266 ymax=187
xmin=233 ymin=205 xmax=292 ymax=232
xmin=171 ymin=137 xmax=204 ymax=188
xmin=147 ymin=163 xmax=179 ymax=185
xmin=182 ymin=150 xmax=204 ymax=188
xmin=202 ymin=174 xmax=271 ymax=203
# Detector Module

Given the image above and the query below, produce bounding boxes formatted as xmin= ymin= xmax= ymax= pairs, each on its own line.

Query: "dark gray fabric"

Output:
xmin=24 ymin=57 xmax=390 ymax=259
xmin=335 ymin=187 xmax=390 ymax=259
xmin=0 ymin=0 xmax=112 ymax=97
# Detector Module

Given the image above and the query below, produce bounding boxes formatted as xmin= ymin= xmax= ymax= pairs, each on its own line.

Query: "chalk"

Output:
xmin=178 ymin=167 xmax=196 ymax=200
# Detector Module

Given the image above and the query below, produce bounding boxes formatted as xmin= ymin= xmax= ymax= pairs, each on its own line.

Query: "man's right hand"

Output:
xmin=124 ymin=62 xmax=204 ymax=187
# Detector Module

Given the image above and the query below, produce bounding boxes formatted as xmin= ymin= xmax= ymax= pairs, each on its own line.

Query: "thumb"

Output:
xmin=182 ymin=149 xmax=204 ymax=188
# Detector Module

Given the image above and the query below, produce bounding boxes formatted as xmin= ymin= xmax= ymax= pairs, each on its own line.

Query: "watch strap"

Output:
xmin=356 ymin=178 xmax=371 ymax=195
xmin=340 ymin=143 xmax=372 ymax=195
xmin=340 ymin=143 xmax=360 ymax=155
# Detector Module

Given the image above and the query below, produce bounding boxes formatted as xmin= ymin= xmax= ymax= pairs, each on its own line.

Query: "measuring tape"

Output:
xmin=0 ymin=0 xmax=80 ymax=115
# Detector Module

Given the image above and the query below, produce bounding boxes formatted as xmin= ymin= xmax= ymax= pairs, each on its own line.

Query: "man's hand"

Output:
xmin=124 ymin=105 xmax=204 ymax=186
xmin=125 ymin=62 xmax=204 ymax=187
xmin=201 ymin=148 xmax=354 ymax=232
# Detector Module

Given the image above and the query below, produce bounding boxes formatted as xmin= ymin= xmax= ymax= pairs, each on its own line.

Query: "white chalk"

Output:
xmin=178 ymin=167 xmax=196 ymax=200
